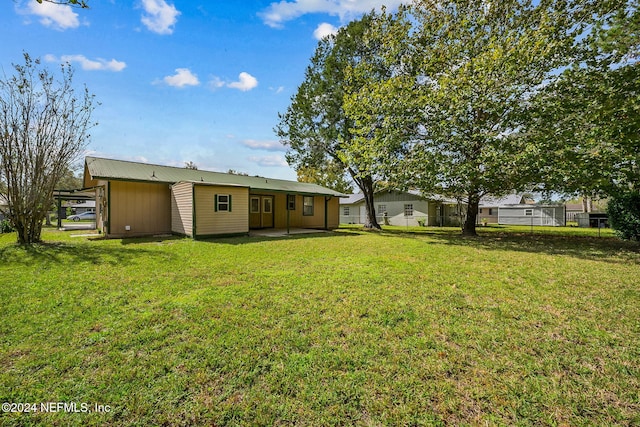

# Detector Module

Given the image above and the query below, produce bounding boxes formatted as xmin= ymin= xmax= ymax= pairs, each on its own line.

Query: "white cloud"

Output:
xmin=241 ymin=139 xmax=287 ymax=152
xmin=207 ymin=76 xmax=226 ymax=90
xmin=208 ymin=73 xmax=258 ymax=92
xmin=259 ymin=0 xmax=404 ymax=28
xmin=314 ymin=22 xmax=338 ymax=40
xmin=227 ymin=72 xmax=258 ymax=92
xmin=140 ymin=0 xmax=180 ymax=35
xmin=25 ymin=0 xmax=80 ymax=30
xmin=248 ymin=155 xmax=288 ymax=167
xmin=160 ymin=68 xmax=200 ymax=88
xmin=44 ymin=54 xmax=126 ymax=72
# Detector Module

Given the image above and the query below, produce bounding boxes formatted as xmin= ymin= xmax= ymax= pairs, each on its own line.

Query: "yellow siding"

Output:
xmin=194 ymin=185 xmax=249 ymax=236
xmin=253 ymin=193 xmax=340 ymax=229
xmin=109 ymin=181 xmax=171 ymax=236
xmin=171 ymin=182 xmax=193 ymax=236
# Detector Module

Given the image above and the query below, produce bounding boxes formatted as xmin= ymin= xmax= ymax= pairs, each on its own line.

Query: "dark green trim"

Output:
xmin=107 ymin=182 xmax=111 ymax=236
xmin=192 ymin=184 xmax=197 ymax=239
xmin=194 ymin=231 xmax=249 ymax=240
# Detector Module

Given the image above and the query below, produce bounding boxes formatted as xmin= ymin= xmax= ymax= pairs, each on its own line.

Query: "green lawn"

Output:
xmin=1 ymin=227 xmax=638 ymax=426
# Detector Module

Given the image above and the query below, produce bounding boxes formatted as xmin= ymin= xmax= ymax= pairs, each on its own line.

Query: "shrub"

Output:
xmin=607 ymin=191 xmax=640 ymax=241
xmin=0 ymin=219 xmax=14 ymax=233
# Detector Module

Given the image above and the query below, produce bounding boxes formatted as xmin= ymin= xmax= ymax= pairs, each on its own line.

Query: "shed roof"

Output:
xmin=85 ymin=157 xmax=346 ymax=197
xmin=479 ymin=194 xmax=525 ymax=207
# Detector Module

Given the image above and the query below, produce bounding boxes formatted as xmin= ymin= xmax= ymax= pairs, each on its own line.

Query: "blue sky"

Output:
xmin=1 ymin=0 xmax=402 ymax=181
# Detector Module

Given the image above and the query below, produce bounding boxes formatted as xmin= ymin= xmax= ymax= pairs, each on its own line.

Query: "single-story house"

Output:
xmin=498 ymin=204 xmax=566 ymax=226
xmin=478 ymin=194 xmax=529 ymax=224
xmin=564 ymin=203 xmax=584 ymax=223
xmin=339 ymin=190 xmax=463 ymax=227
xmin=576 ymin=212 xmax=609 ymax=228
xmin=83 ymin=156 xmax=345 ymax=238
xmin=70 ymin=200 xmax=96 ymax=214
xmin=0 ymin=195 xmax=7 ymax=221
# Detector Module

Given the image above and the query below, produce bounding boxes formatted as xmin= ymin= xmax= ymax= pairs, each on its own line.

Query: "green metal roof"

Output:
xmin=85 ymin=156 xmax=346 ymax=197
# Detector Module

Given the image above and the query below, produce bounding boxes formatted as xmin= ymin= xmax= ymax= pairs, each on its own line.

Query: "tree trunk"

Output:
xmin=362 ymin=188 xmax=380 ymax=229
xmin=354 ymin=174 xmax=381 ymax=229
xmin=462 ymin=193 xmax=480 ymax=236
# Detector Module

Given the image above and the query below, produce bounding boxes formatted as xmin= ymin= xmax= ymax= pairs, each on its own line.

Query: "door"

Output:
xmin=249 ymin=195 xmax=274 ymax=229
xmin=262 ymin=196 xmax=274 ymax=228
xmin=542 ymin=208 xmax=555 ymax=226
xmin=360 ymin=206 xmax=367 ymax=224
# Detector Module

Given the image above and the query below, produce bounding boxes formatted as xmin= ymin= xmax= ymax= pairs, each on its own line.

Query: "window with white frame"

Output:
xmin=303 ymin=196 xmax=314 ymax=216
xmin=524 ymin=209 xmax=533 ymax=216
xmin=378 ymin=204 xmax=387 ymax=215
xmin=343 ymin=207 xmax=350 ymax=216
xmin=404 ymin=204 xmax=413 ymax=217
xmin=215 ymin=194 xmax=231 ymax=212
xmin=250 ymin=197 xmax=260 ymax=213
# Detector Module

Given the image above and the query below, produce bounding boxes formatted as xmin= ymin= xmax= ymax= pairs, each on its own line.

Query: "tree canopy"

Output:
xmin=277 ymin=11 xmax=405 ymax=229
xmin=37 ymin=0 xmax=89 ymax=8
xmin=347 ymin=0 xmax=584 ymax=235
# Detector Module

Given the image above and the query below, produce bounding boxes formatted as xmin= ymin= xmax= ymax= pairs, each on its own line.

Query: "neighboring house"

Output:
xmin=0 ymin=195 xmax=7 ymax=221
xmin=575 ymin=212 xmax=609 ymax=228
xmin=83 ymin=157 xmax=345 ymax=238
xmin=339 ymin=190 xmax=463 ymax=227
xmin=478 ymin=194 xmax=528 ymax=224
xmin=70 ymin=200 xmax=96 ymax=214
xmin=498 ymin=204 xmax=566 ymax=226
xmin=565 ymin=203 xmax=584 ymax=223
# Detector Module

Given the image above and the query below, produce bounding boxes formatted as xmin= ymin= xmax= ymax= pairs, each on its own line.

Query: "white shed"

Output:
xmin=498 ymin=205 xmax=566 ymax=226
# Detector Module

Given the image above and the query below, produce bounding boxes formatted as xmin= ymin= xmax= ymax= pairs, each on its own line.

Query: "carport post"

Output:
xmin=56 ymin=194 xmax=62 ymax=229
xmin=286 ymin=194 xmax=290 ymax=235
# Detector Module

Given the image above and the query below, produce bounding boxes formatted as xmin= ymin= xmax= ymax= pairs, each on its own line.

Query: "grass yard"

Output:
xmin=1 ymin=226 xmax=639 ymax=426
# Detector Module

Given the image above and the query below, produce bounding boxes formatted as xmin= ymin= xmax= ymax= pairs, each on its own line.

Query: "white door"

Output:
xmin=360 ymin=206 xmax=367 ymax=224
xmin=543 ymin=208 xmax=555 ymax=226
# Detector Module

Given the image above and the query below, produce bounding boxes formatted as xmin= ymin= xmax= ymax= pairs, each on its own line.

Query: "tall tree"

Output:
xmin=346 ymin=0 xmax=580 ymax=235
xmin=0 ymin=54 xmax=96 ymax=244
xmin=276 ymin=10 xmax=404 ymax=229
xmin=525 ymin=0 xmax=639 ymax=197
xmin=37 ymin=0 xmax=89 ymax=8
xmin=296 ymin=162 xmax=354 ymax=194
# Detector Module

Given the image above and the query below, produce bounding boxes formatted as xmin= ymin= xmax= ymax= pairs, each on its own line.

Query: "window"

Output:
xmin=378 ymin=205 xmax=387 ymax=215
xmin=263 ymin=197 xmax=272 ymax=214
xmin=250 ymin=197 xmax=260 ymax=213
xmin=488 ymin=208 xmax=493 ymax=215
xmin=343 ymin=207 xmax=350 ymax=216
xmin=404 ymin=204 xmax=413 ymax=217
xmin=303 ymin=196 xmax=314 ymax=216
xmin=479 ymin=208 xmax=483 ymax=214
xmin=215 ymin=194 xmax=232 ymax=212
xmin=287 ymin=195 xmax=296 ymax=211
xmin=524 ymin=209 xmax=533 ymax=216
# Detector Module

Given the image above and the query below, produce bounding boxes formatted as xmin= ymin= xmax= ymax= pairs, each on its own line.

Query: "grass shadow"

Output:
xmin=0 ymin=239 xmax=172 ymax=266
xmin=373 ymin=227 xmax=640 ymax=265
xmin=198 ymin=230 xmax=361 ymax=246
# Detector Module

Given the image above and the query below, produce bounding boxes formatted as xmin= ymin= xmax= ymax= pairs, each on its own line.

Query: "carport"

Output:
xmin=53 ymin=188 xmax=97 ymax=230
